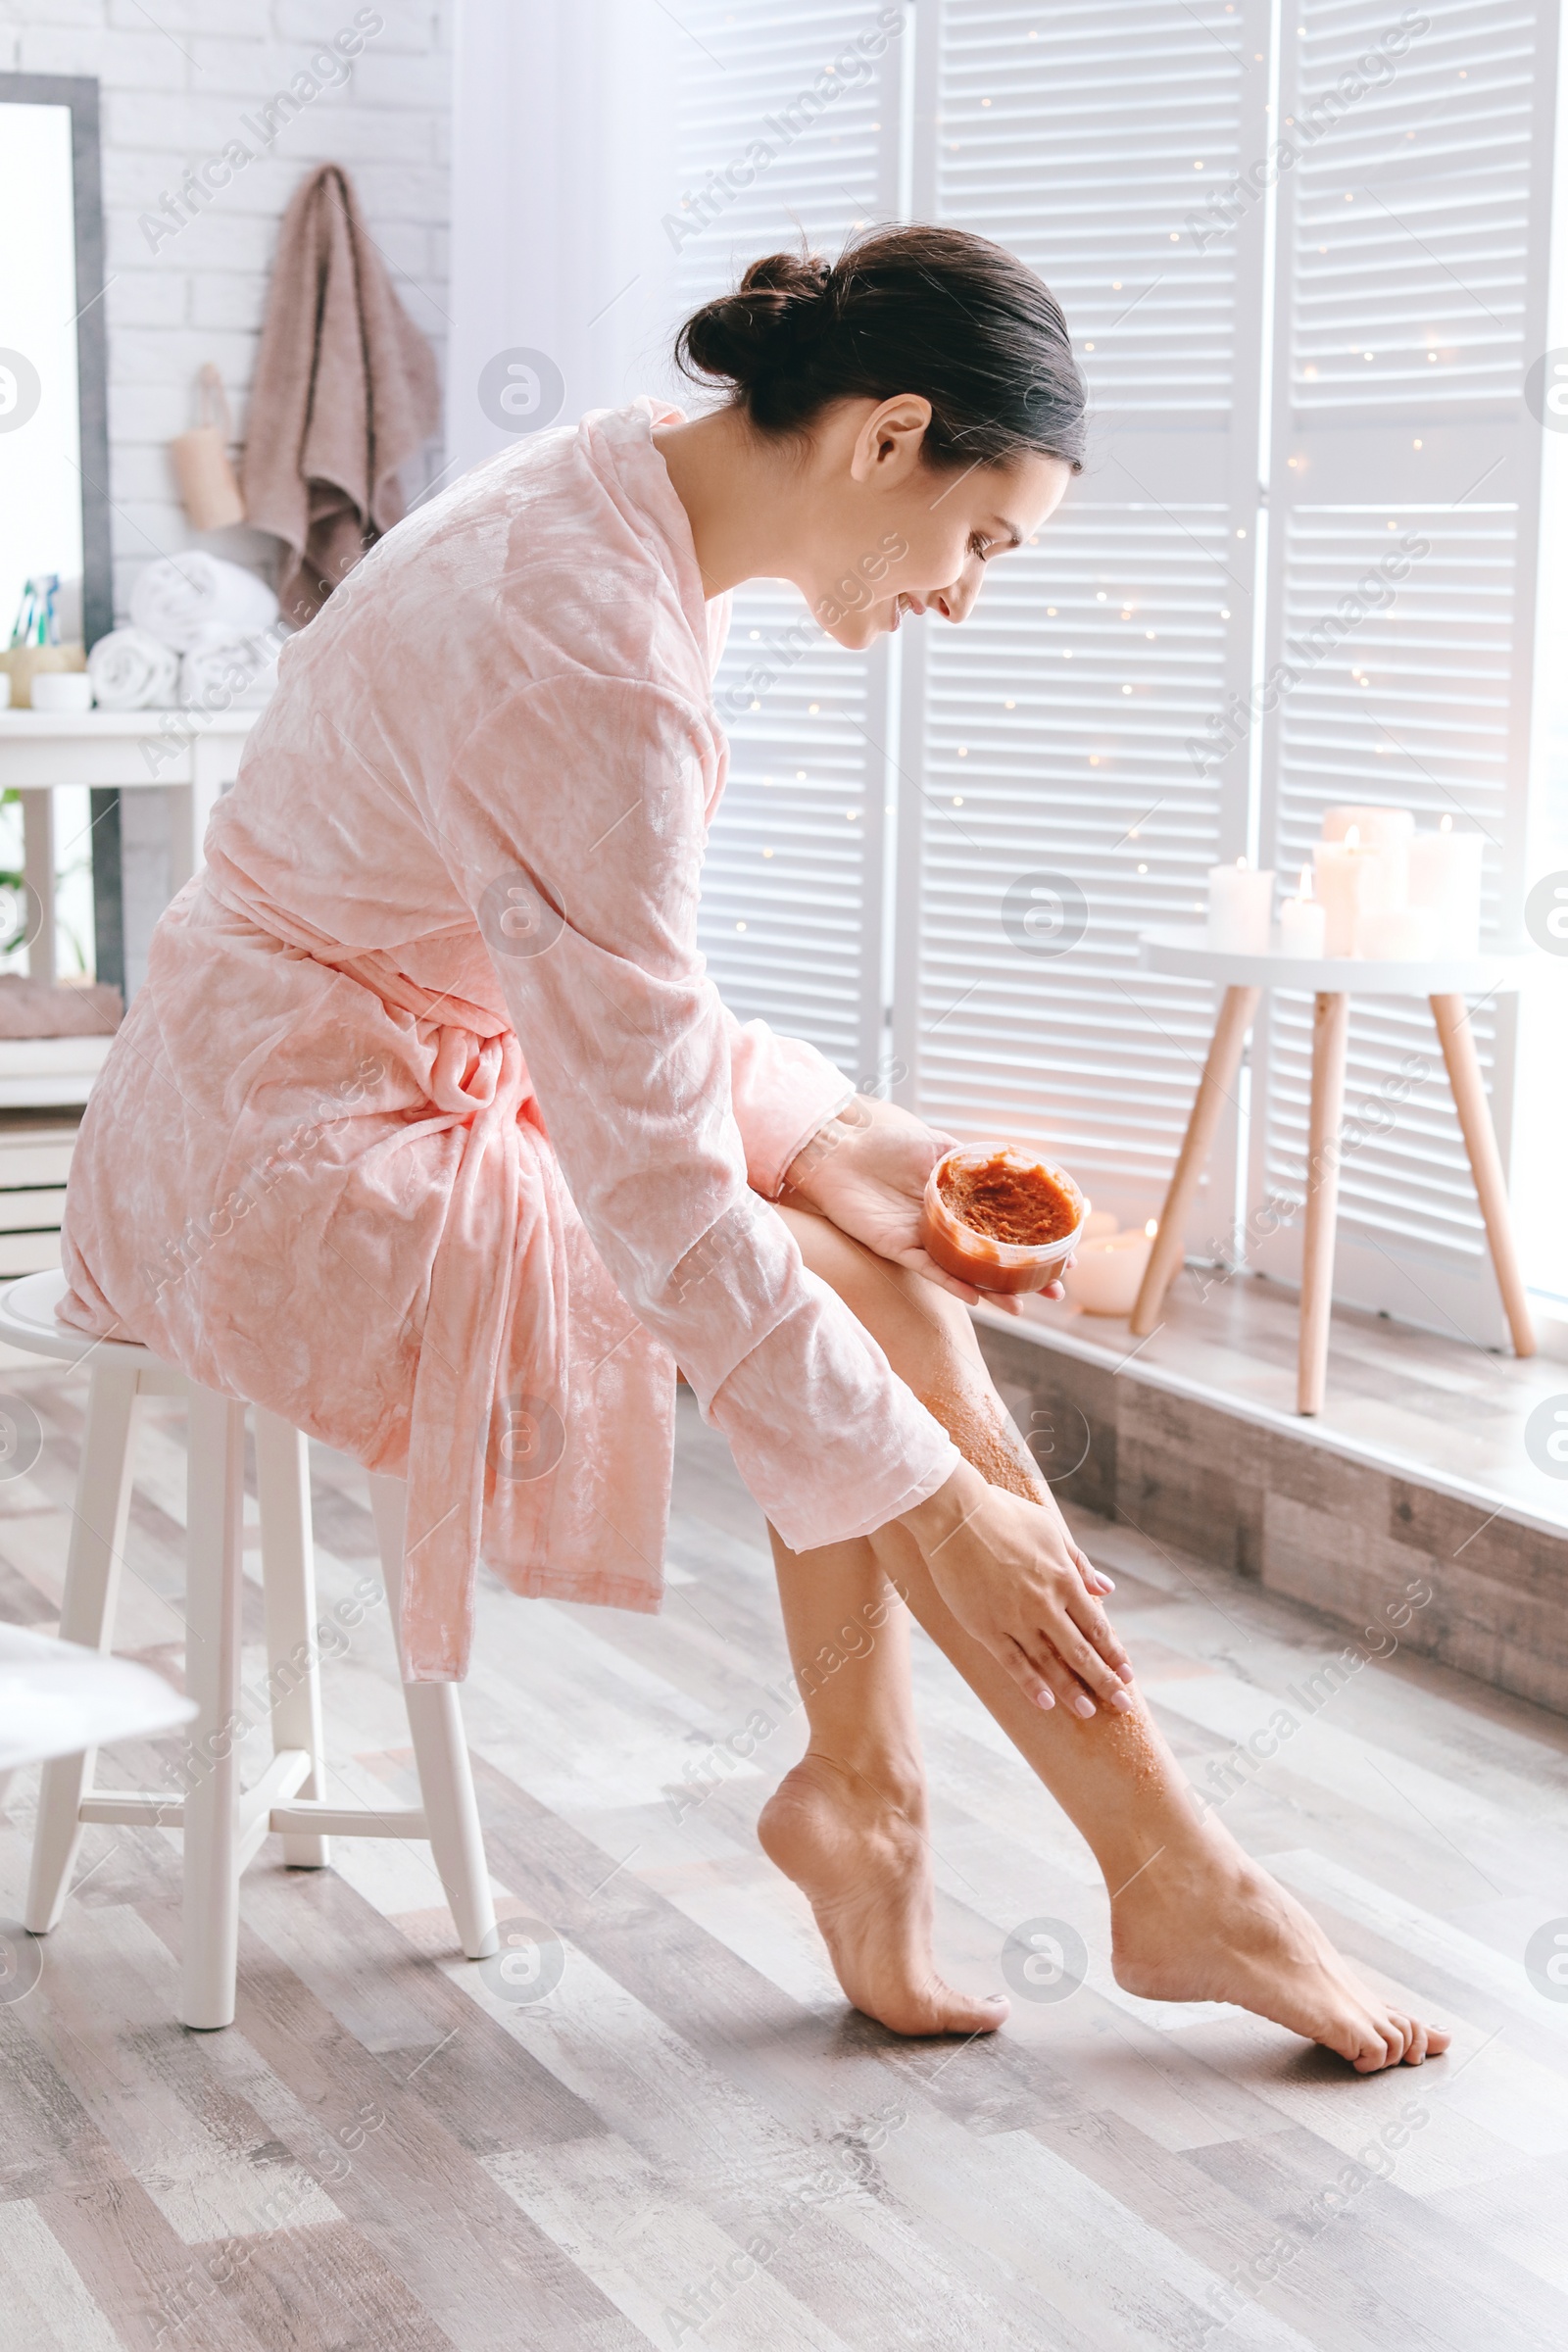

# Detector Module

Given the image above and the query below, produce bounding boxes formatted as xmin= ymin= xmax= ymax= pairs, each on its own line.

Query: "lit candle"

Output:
xmin=1312 ymin=825 xmax=1384 ymax=956
xmin=1407 ymin=815 xmax=1484 ymax=956
xmin=1062 ymin=1220 xmax=1158 ymax=1316
xmin=1277 ymin=866 xmax=1327 ymax=957
xmin=1354 ymin=904 xmax=1440 ymax=958
xmin=1322 ymin=805 xmax=1414 ymax=906
xmin=1206 ymin=857 xmax=1275 ymax=954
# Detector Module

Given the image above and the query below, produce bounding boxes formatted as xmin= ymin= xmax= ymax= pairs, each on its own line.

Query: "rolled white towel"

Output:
xmin=86 ymin=627 xmax=180 ymax=711
xmin=179 ymin=622 xmax=280 ymax=711
xmin=130 ymin=552 xmax=278 ymax=653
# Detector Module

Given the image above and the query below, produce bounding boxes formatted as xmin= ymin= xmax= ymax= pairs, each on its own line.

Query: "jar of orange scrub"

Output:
xmin=918 ymin=1142 xmax=1086 ymax=1297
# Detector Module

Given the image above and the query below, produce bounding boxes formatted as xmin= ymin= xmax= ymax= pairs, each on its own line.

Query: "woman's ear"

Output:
xmin=850 ymin=394 xmax=934 ymax=484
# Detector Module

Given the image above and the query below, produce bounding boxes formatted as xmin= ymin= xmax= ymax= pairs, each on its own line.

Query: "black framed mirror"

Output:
xmin=0 ymin=71 xmax=121 ymax=989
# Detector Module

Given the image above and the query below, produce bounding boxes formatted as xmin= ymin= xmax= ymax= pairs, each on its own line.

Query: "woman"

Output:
xmin=62 ymin=226 xmax=1446 ymax=2071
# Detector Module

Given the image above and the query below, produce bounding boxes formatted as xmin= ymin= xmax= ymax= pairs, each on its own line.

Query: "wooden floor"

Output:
xmin=3 ymin=1367 xmax=1568 ymax=2350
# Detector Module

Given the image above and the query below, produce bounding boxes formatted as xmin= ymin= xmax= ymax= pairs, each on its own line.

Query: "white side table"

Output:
xmin=0 ymin=708 xmax=257 ymax=992
xmin=1132 ymin=925 xmax=1536 ymax=1413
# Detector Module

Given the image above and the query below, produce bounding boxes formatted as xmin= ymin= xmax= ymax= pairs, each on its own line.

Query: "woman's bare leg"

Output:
xmin=759 ymin=1523 xmax=1005 ymax=2034
xmin=761 ymin=1202 xmax=1448 ymax=2070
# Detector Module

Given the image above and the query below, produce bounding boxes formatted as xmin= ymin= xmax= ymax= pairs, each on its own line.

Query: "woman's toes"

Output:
xmin=1351 ymin=2007 xmax=1414 ymax=2072
xmin=939 ymin=1984 xmax=1008 ymax=2034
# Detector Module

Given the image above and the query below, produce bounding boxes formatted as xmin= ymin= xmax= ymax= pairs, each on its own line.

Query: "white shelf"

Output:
xmin=0 ymin=1035 xmax=111 ymax=1108
xmin=0 ymin=706 xmax=260 ymax=1035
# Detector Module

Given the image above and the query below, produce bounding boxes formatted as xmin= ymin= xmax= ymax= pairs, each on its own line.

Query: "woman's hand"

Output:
xmin=782 ymin=1095 xmax=1069 ymax=1311
xmin=901 ymin=1460 xmax=1134 ymax=1716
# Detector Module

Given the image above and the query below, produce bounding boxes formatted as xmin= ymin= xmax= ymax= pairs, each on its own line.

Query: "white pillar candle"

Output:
xmin=1312 ymin=827 xmax=1385 ymax=956
xmin=1206 ymin=858 xmax=1275 ymax=953
xmin=1407 ymin=816 xmax=1484 ymax=956
xmin=1062 ymin=1221 xmax=1157 ymax=1316
xmin=1354 ymin=904 xmax=1440 ymax=958
xmin=1277 ymin=866 xmax=1327 ymax=957
xmin=1322 ymin=805 xmax=1414 ymax=906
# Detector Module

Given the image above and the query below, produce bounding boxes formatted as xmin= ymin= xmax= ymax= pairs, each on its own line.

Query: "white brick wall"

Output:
xmin=3 ymin=0 xmax=453 ymax=983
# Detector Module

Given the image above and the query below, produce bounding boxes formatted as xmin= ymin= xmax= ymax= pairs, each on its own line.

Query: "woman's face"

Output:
xmin=794 ymin=397 xmax=1073 ymax=651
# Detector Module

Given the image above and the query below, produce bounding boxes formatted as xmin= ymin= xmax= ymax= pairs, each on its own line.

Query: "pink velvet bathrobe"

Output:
xmin=61 ymin=401 xmax=960 ymax=1680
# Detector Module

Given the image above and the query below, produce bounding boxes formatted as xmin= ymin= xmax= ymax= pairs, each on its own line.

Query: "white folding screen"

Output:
xmin=1250 ymin=0 xmax=1560 ymax=1345
xmin=456 ymin=0 xmax=1564 ymax=1322
xmin=671 ymin=4 xmax=906 ymax=1080
xmin=892 ymin=0 xmax=1272 ymax=1237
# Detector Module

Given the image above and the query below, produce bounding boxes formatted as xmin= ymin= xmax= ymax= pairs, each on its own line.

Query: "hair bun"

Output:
xmin=677 ymin=252 xmax=836 ymax=392
xmin=673 ymin=223 xmax=1086 ymax=471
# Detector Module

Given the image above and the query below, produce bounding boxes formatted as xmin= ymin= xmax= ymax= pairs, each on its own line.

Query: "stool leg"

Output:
xmin=368 ymin=1472 xmax=499 ymax=1961
xmin=1298 ymin=990 xmax=1349 ymax=1415
xmin=1131 ymin=984 xmax=1260 ymax=1337
xmin=1430 ymin=993 xmax=1537 ymax=1357
xmin=25 ymin=1360 xmax=143 ymax=1934
xmin=254 ymin=1410 xmax=329 ymax=1868
xmin=181 ymin=1388 xmax=246 ymax=2030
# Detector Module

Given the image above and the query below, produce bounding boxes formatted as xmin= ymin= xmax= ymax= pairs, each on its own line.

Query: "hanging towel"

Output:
xmin=129 ymin=553 xmax=279 ymax=654
xmin=240 ymin=164 xmax=441 ymax=627
xmin=179 ymin=622 xmax=280 ymax=711
xmin=86 ymin=627 xmax=180 ymax=710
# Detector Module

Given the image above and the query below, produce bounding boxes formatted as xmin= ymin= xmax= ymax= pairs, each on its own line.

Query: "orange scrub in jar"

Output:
xmin=919 ymin=1143 xmax=1085 ymax=1296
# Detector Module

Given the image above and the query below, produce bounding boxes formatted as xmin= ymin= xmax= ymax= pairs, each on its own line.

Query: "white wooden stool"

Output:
xmin=0 ymin=1269 xmax=499 ymax=2030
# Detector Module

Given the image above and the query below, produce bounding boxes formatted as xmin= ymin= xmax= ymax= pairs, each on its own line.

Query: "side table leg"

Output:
xmin=1298 ymin=991 xmax=1349 ymax=1415
xmin=1430 ymin=993 xmax=1536 ymax=1357
xmin=1131 ymin=984 xmax=1259 ymax=1337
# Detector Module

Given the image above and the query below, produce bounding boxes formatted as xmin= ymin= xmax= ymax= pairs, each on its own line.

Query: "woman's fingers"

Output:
xmin=993 ymin=1606 xmax=1126 ymax=1721
xmin=1070 ymin=1542 xmax=1113 ymax=1595
xmin=1004 ymin=1635 xmax=1101 ymax=1717
xmin=1064 ymin=1585 xmax=1134 ymax=1679
xmin=1003 ymin=1637 xmax=1057 ymax=1711
xmin=1036 ymin=1592 xmax=1134 ymax=1709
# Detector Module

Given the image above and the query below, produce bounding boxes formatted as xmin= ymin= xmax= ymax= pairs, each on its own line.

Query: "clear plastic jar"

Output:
xmin=918 ymin=1142 xmax=1085 ymax=1296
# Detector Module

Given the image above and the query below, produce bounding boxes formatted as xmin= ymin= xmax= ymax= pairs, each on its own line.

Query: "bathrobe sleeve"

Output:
xmin=723 ymin=1009 xmax=857 ymax=1200
xmin=437 ymin=674 xmax=960 ymax=1552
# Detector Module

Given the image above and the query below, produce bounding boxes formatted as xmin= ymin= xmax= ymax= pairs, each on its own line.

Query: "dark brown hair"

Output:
xmin=675 ymin=223 xmax=1085 ymax=472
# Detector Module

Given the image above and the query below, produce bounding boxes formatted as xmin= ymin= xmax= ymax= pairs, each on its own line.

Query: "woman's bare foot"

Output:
xmin=759 ymin=1753 xmax=1006 ymax=2037
xmin=1110 ymin=1836 xmax=1451 ymax=2072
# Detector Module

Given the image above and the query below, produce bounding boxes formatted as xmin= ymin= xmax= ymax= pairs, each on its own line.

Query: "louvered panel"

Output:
xmin=1270 ymin=502 xmax=1515 ymax=899
xmin=672 ymin=1 xmax=893 ymax=301
xmin=700 ymin=585 xmax=884 ymax=1072
xmin=1257 ymin=501 xmax=1514 ymax=1277
xmin=1257 ymin=0 xmax=1555 ymax=1342
xmin=1285 ymin=2 xmax=1541 ymax=416
xmin=935 ymin=0 xmax=1256 ymax=416
xmin=907 ymin=510 xmax=1236 ymax=1222
xmin=895 ymin=0 xmax=1267 ymax=1235
xmin=674 ymin=2 xmax=899 ymax=1078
